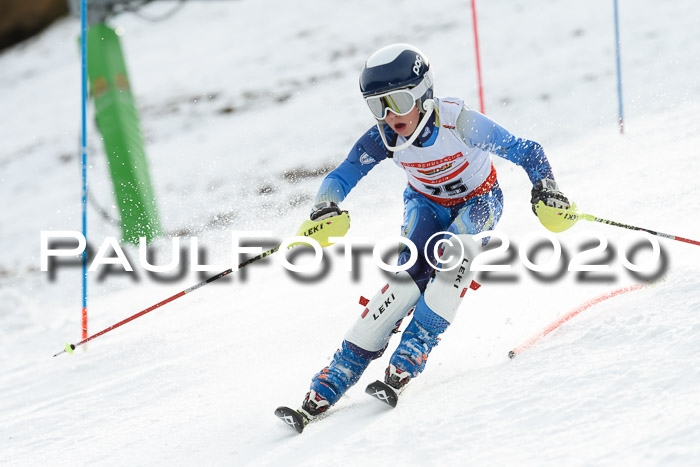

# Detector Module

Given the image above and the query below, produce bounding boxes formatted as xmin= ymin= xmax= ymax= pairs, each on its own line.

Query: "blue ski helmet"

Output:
xmin=359 ymin=44 xmax=434 ymax=119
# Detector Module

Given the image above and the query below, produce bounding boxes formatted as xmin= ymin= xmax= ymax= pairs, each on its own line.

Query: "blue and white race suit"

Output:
xmin=306 ymin=98 xmax=557 ymax=407
xmin=316 ymin=97 xmax=554 ymax=290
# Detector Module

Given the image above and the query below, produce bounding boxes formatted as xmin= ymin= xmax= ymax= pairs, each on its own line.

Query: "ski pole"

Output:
xmin=52 ymin=212 xmax=351 ymax=357
xmin=577 ymin=212 xmax=700 ymax=247
xmin=53 ymin=245 xmax=280 ymax=357
xmin=535 ymin=203 xmax=700 ymax=247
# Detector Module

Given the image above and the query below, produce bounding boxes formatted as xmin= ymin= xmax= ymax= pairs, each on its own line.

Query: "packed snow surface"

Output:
xmin=1 ymin=0 xmax=699 ymax=465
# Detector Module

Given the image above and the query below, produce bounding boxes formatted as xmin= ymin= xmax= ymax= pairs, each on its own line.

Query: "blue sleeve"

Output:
xmin=315 ymin=125 xmax=392 ymax=204
xmin=456 ymin=109 xmax=554 ymax=185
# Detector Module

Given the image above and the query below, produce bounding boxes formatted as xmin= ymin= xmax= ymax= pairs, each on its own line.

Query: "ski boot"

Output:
xmin=308 ymin=341 xmax=373 ymax=407
xmin=385 ymin=317 xmax=442 ymax=389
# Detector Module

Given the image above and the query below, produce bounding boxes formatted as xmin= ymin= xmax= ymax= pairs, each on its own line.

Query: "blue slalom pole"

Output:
xmin=80 ymin=0 xmax=88 ymax=341
xmin=613 ymin=0 xmax=624 ymax=134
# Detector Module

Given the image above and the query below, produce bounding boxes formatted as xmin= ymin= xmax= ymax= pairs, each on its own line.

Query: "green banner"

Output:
xmin=87 ymin=23 xmax=160 ymax=243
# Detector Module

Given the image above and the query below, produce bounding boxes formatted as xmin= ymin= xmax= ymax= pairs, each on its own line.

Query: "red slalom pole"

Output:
xmin=508 ymin=283 xmax=648 ymax=359
xmin=470 ymin=0 xmax=486 ymax=114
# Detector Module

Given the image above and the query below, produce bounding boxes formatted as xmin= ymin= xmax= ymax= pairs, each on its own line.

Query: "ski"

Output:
xmin=274 ymin=406 xmax=312 ymax=434
xmin=276 ymin=381 xmax=401 ymax=433
xmin=365 ymin=380 xmax=400 ymax=408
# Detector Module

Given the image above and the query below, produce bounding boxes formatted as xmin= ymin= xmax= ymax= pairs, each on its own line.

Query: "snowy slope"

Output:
xmin=1 ymin=0 xmax=699 ymax=465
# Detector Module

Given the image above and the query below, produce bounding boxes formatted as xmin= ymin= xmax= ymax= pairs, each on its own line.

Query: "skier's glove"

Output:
xmin=531 ymin=178 xmax=570 ymax=215
xmin=310 ymin=201 xmax=343 ymax=221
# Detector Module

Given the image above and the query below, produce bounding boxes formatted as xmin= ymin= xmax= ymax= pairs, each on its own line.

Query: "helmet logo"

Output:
xmin=412 ymin=55 xmax=423 ymax=76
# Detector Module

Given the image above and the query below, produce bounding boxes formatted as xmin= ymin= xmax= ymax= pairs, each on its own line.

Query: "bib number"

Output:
xmin=423 ymin=180 xmax=468 ymax=197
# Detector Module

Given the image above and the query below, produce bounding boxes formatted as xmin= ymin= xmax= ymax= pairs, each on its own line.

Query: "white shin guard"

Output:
xmin=422 ymin=234 xmax=480 ymax=324
xmin=344 ymin=271 xmax=421 ymax=353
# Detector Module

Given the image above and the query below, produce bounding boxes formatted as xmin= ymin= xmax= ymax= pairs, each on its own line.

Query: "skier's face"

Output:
xmin=385 ymin=107 xmax=420 ymax=137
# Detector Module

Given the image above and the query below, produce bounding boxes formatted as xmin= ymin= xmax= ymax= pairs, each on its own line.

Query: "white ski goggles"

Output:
xmin=364 ymin=74 xmax=433 ymax=120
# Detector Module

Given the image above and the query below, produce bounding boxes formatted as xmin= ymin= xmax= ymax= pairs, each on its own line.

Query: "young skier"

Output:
xmin=293 ymin=43 xmax=569 ymax=421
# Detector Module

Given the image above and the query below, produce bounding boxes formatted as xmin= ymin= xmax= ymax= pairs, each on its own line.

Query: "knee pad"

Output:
xmin=422 ymin=234 xmax=480 ymax=324
xmin=344 ymin=271 xmax=421 ymax=353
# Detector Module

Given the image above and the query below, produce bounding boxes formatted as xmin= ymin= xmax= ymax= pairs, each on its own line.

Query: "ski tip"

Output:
xmin=365 ymin=380 xmax=399 ymax=408
xmin=274 ymin=406 xmax=306 ymax=434
xmin=508 ymin=350 xmax=516 ymax=359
